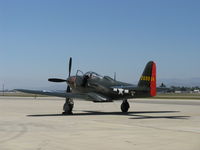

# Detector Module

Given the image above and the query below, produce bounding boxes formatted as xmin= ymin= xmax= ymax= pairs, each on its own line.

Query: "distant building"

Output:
xmin=193 ymin=89 xmax=200 ymax=93
xmin=175 ymin=91 xmax=182 ymax=94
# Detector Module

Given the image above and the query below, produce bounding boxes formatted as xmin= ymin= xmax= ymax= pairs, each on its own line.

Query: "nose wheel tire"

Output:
xmin=63 ymin=98 xmax=74 ymax=115
xmin=121 ymin=99 xmax=130 ymax=112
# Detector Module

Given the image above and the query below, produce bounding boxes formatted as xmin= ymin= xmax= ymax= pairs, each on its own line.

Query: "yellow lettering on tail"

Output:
xmin=140 ymin=76 xmax=153 ymax=82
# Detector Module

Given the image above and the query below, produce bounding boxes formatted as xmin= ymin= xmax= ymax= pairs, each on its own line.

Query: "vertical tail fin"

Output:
xmin=138 ymin=61 xmax=156 ymax=96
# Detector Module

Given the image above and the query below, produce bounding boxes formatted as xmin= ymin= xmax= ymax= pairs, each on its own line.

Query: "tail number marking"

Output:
xmin=140 ymin=76 xmax=155 ymax=82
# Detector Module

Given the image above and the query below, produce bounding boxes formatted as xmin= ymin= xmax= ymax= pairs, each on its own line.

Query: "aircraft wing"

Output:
xmin=15 ymin=89 xmax=88 ymax=99
xmin=87 ymin=92 xmax=112 ymax=102
xmin=15 ymin=89 xmax=111 ymax=102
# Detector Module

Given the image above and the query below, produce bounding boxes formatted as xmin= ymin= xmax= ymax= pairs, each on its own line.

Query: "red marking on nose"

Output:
xmin=67 ymin=77 xmax=76 ymax=84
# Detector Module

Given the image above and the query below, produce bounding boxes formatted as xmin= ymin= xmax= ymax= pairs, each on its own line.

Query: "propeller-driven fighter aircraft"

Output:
xmin=17 ymin=57 xmax=157 ymax=114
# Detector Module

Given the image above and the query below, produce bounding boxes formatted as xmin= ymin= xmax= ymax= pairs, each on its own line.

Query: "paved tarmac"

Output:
xmin=0 ymin=96 xmax=200 ymax=150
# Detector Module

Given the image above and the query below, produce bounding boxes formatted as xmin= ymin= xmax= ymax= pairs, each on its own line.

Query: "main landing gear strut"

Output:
xmin=62 ymin=98 xmax=130 ymax=114
xmin=121 ymin=99 xmax=130 ymax=112
xmin=63 ymin=98 xmax=74 ymax=115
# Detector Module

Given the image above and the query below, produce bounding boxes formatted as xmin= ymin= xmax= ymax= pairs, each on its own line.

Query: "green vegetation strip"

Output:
xmin=152 ymin=93 xmax=200 ymax=100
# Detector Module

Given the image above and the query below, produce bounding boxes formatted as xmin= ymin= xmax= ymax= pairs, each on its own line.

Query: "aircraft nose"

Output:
xmin=67 ymin=76 xmax=76 ymax=84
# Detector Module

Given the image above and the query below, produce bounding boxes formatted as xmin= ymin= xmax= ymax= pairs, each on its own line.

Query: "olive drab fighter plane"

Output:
xmin=16 ymin=57 xmax=157 ymax=115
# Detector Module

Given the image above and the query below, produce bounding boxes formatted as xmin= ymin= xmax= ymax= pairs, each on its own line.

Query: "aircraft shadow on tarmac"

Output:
xmin=27 ymin=111 xmax=190 ymax=120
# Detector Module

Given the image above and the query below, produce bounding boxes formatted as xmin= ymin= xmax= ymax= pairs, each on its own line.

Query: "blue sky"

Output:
xmin=0 ymin=0 xmax=200 ymax=89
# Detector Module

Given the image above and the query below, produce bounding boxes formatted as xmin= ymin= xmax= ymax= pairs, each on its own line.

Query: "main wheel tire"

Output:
xmin=63 ymin=98 xmax=74 ymax=114
xmin=121 ymin=100 xmax=130 ymax=112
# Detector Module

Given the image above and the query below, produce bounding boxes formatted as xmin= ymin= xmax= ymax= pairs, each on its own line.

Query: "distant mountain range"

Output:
xmin=158 ymin=77 xmax=200 ymax=87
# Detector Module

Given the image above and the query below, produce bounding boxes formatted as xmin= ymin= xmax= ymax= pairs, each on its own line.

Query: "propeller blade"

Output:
xmin=68 ymin=57 xmax=72 ymax=77
xmin=48 ymin=78 xmax=66 ymax=82
xmin=67 ymin=85 xmax=71 ymax=93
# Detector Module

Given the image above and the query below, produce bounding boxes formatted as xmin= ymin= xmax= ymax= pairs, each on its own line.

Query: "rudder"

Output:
xmin=138 ymin=61 xmax=156 ymax=96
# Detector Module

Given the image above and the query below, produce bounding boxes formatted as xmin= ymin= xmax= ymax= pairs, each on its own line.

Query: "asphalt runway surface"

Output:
xmin=0 ymin=96 xmax=200 ymax=150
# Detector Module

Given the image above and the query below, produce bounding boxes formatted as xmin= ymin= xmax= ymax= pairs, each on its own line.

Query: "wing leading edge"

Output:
xmin=15 ymin=89 xmax=87 ymax=99
xmin=15 ymin=89 xmax=112 ymax=102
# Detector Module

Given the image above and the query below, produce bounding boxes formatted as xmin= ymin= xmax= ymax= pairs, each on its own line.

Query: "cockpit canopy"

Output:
xmin=84 ymin=71 xmax=103 ymax=79
xmin=76 ymin=70 xmax=115 ymax=81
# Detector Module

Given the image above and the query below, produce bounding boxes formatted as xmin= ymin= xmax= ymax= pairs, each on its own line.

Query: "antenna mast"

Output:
xmin=2 ymin=84 xmax=4 ymax=96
